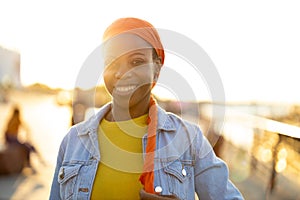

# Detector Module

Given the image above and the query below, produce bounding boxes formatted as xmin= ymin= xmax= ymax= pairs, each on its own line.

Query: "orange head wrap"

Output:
xmin=103 ymin=17 xmax=165 ymax=65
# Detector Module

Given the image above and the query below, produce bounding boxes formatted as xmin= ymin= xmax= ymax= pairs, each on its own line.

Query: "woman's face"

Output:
xmin=103 ymin=33 xmax=160 ymax=109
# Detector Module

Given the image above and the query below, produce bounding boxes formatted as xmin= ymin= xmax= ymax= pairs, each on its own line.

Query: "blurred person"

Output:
xmin=5 ymin=106 xmax=25 ymax=143
xmin=50 ymin=17 xmax=243 ymax=199
xmin=3 ymin=105 xmax=43 ymax=172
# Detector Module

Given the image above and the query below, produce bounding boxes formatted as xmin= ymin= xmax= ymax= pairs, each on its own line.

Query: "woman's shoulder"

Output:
xmin=58 ymin=125 xmax=81 ymax=147
xmin=157 ymin=107 xmax=204 ymax=142
xmin=159 ymin=108 xmax=201 ymax=130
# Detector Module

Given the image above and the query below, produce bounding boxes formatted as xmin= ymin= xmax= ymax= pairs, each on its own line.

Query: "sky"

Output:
xmin=1 ymin=0 xmax=300 ymax=103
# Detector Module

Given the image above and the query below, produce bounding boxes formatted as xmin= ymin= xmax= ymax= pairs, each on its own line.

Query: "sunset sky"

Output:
xmin=1 ymin=0 xmax=300 ymax=103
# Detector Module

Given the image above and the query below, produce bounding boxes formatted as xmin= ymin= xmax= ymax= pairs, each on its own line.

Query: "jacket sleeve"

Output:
xmin=193 ymin=130 xmax=244 ymax=200
xmin=49 ymin=135 xmax=67 ymax=200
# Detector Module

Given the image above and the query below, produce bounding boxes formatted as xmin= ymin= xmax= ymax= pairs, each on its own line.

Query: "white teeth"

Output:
xmin=115 ymin=85 xmax=136 ymax=92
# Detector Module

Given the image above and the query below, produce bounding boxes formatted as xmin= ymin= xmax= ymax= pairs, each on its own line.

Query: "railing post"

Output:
xmin=266 ymin=134 xmax=282 ymax=199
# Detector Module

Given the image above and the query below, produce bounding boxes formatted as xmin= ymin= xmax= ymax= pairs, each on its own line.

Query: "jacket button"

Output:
xmin=59 ymin=168 xmax=65 ymax=180
xmin=182 ymin=168 xmax=187 ymax=176
xmin=155 ymin=186 xmax=162 ymax=193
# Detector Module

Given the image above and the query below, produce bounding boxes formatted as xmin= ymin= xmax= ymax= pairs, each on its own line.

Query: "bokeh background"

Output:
xmin=1 ymin=0 xmax=300 ymax=199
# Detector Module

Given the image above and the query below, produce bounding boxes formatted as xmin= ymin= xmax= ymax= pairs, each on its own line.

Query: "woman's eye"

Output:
xmin=131 ymin=59 xmax=145 ymax=66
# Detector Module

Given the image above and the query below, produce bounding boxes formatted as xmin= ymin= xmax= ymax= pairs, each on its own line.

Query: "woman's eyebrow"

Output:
xmin=105 ymin=51 xmax=148 ymax=63
xmin=127 ymin=52 xmax=147 ymax=58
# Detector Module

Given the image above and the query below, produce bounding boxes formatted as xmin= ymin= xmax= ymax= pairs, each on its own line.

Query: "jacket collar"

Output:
xmin=156 ymin=105 xmax=176 ymax=132
xmin=76 ymin=103 xmax=111 ymax=136
xmin=76 ymin=102 xmax=176 ymax=136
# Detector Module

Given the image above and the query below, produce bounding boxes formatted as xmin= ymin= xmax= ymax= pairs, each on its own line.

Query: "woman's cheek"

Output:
xmin=136 ymin=65 xmax=156 ymax=83
xmin=103 ymin=76 xmax=113 ymax=95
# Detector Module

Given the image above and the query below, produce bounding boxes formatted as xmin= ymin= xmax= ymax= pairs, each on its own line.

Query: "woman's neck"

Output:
xmin=107 ymin=97 xmax=150 ymax=122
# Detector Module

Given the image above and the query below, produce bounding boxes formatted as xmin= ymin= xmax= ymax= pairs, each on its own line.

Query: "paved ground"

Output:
xmin=0 ymin=164 xmax=53 ymax=200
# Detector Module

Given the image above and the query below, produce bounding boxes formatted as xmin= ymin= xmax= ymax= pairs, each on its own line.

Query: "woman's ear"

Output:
xmin=155 ymin=56 xmax=162 ymax=68
xmin=153 ymin=57 xmax=162 ymax=82
xmin=153 ymin=70 xmax=160 ymax=82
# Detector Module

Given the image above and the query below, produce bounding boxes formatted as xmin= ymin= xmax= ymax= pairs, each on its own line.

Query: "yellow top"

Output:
xmin=91 ymin=114 xmax=148 ymax=200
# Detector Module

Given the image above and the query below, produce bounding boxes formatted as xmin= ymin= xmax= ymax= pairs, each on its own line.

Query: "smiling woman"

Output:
xmin=103 ymin=34 xmax=160 ymax=120
xmin=49 ymin=17 xmax=244 ymax=200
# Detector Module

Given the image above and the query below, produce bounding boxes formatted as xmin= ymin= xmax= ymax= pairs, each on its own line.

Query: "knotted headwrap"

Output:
xmin=103 ymin=17 xmax=165 ymax=65
xmin=103 ymin=17 xmax=163 ymax=194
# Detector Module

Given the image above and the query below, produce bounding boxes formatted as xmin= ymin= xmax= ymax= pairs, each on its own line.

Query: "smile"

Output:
xmin=115 ymin=85 xmax=137 ymax=93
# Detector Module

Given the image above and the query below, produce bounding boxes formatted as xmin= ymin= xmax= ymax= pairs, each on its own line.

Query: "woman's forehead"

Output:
xmin=103 ymin=33 xmax=153 ymax=58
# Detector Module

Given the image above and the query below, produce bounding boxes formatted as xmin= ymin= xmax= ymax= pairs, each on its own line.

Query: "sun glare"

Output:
xmin=1 ymin=1 xmax=300 ymax=103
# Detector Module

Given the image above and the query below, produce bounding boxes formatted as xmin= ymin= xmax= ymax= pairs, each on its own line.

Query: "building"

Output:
xmin=0 ymin=46 xmax=21 ymax=89
xmin=0 ymin=46 xmax=21 ymax=102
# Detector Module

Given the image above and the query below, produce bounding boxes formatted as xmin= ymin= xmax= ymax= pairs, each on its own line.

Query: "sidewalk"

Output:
xmin=0 ymin=163 xmax=54 ymax=200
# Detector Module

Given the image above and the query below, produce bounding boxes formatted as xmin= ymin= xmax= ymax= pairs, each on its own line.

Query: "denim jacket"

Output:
xmin=50 ymin=103 xmax=244 ymax=200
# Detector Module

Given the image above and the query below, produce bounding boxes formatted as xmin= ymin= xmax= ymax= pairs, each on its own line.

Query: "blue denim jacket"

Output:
xmin=50 ymin=103 xmax=244 ymax=200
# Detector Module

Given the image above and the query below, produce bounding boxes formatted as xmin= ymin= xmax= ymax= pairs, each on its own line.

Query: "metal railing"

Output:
xmin=218 ymin=109 xmax=300 ymax=199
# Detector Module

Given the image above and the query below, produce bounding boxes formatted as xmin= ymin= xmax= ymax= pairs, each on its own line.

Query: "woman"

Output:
xmin=50 ymin=17 xmax=243 ymax=199
xmin=4 ymin=106 xmax=37 ymax=171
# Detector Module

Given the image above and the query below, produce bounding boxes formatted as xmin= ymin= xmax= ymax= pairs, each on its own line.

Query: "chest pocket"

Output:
xmin=57 ymin=164 xmax=82 ymax=200
xmin=163 ymin=160 xmax=194 ymax=200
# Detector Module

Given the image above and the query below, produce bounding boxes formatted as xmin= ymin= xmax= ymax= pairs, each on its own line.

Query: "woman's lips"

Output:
xmin=113 ymin=85 xmax=137 ymax=95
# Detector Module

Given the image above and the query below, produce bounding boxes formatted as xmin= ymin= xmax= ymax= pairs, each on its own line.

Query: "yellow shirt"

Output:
xmin=91 ymin=114 xmax=148 ymax=200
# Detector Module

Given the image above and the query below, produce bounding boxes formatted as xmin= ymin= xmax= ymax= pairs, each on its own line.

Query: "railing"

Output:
xmin=211 ymin=109 xmax=300 ymax=199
